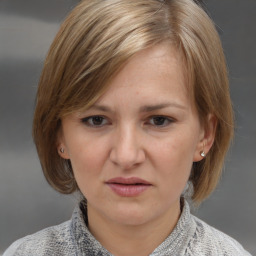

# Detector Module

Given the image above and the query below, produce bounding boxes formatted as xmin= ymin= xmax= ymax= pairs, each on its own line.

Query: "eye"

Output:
xmin=81 ymin=116 xmax=109 ymax=127
xmin=148 ymin=116 xmax=173 ymax=127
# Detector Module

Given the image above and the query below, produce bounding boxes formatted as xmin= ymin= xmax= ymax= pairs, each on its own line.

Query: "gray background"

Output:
xmin=0 ymin=0 xmax=255 ymax=254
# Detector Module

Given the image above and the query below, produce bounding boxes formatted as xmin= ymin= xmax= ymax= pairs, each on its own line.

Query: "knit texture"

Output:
xmin=3 ymin=200 xmax=252 ymax=256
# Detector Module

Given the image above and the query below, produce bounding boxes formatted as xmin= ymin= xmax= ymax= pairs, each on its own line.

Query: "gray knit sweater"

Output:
xmin=3 ymin=200 xmax=252 ymax=256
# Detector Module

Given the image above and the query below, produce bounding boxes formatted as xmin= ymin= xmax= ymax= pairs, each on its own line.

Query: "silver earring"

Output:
xmin=60 ymin=148 xmax=64 ymax=153
xmin=200 ymin=151 xmax=206 ymax=157
xmin=200 ymin=142 xmax=206 ymax=157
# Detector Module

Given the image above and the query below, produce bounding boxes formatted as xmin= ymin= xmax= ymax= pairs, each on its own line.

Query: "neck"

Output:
xmin=87 ymin=201 xmax=181 ymax=256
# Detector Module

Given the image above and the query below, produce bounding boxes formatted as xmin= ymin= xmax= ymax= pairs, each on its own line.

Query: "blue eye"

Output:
xmin=148 ymin=116 xmax=173 ymax=127
xmin=81 ymin=116 xmax=108 ymax=127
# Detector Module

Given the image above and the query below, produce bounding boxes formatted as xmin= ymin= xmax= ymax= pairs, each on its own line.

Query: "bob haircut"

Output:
xmin=33 ymin=0 xmax=234 ymax=204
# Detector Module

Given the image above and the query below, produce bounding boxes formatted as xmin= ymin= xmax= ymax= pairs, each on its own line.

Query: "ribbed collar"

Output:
xmin=70 ymin=199 xmax=195 ymax=255
xmin=151 ymin=200 xmax=196 ymax=255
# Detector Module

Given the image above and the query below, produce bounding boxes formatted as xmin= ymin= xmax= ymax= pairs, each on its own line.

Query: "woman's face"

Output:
xmin=59 ymin=43 xmax=206 ymax=227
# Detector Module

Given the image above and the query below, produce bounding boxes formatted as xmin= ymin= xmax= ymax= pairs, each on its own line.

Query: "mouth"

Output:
xmin=105 ymin=177 xmax=152 ymax=197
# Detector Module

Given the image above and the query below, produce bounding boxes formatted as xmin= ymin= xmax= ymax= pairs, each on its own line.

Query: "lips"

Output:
xmin=105 ymin=177 xmax=152 ymax=197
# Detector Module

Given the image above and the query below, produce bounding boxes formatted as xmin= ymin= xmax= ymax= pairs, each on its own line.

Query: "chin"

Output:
xmin=109 ymin=205 xmax=154 ymax=226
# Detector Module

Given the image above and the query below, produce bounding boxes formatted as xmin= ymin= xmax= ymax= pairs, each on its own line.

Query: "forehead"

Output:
xmin=95 ymin=43 xmax=190 ymax=106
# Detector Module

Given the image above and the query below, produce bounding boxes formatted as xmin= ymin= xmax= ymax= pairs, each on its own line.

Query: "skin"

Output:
xmin=58 ymin=43 xmax=215 ymax=256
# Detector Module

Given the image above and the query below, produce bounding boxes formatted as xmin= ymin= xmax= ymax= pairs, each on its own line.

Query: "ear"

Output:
xmin=193 ymin=114 xmax=217 ymax=162
xmin=56 ymin=127 xmax=70 ymax=160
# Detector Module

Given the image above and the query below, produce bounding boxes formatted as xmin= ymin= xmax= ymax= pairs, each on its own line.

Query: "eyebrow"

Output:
xmin=139 ymin=103 xmax=187 ymax=112
xmin=89 ymin=105 xmax=113 ymax=112
xmin=89 ymin=102 xmax=187 ymax=113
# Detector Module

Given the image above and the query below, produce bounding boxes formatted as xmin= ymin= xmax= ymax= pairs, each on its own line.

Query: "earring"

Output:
xmin=200 ymin=151 xmax=206 ymax=157
xmin=60 ymin=148 xmax=64 ymax=153
xmin=200 ymin=141 xmax=206 ymax=157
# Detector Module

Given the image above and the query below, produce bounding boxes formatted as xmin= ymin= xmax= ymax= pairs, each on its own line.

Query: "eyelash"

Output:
xmin=81 ymin=116 xmax=109 ymax=127
xmin=81 ymin=115 xmax=174 ymax=128
xmin=147 ymin=116 xmax=174 ymax=127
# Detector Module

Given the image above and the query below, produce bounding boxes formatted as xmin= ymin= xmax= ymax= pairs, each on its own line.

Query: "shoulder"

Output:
xmin=3 ymin=220 xmax=76 ymax=256
xmin=186 ymin=215 xmax=252 ymax=256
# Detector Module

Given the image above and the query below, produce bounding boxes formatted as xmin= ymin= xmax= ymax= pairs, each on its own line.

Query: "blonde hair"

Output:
xmin=33 ymin=0 xmax=234 ymax=204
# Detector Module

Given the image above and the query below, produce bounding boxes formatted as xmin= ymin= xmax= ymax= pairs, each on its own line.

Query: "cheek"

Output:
xmin=154 ymin=142 xmax=193 ymax=199
xmin=151 ymin=134 xmax=196 ymax=180
xmin=155 ymin=135 xmax=196 ymax=163
xmin=68 ymin=137 xmax=109 ymax=180
xmin=69 ymin=144 xmax=108 ymax=199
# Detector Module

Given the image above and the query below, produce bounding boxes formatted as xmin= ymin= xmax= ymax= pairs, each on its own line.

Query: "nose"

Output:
xmin=109 ymin=125 xmax=145 ymax=169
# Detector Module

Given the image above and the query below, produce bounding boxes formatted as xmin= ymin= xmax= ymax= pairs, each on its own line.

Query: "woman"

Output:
xmin=4 ymin=0 xmax=252 ymax=255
